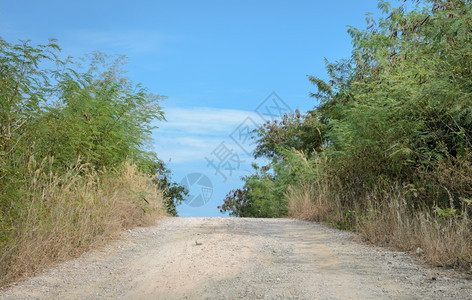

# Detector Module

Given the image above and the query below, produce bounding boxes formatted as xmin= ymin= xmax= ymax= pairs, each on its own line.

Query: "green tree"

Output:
xmin=223 ymin=0 xmax=472 ymax=216
xmin=0 ymin=38 xmax=185 ymax=235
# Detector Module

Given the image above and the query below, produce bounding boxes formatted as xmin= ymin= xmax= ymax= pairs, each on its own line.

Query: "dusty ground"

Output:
xmin=1 ymin=217 xmax=471 ymax=299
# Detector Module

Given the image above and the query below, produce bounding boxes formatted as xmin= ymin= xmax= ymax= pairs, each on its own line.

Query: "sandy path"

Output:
xmin=1 ymin=217 xmax=471 ymax=299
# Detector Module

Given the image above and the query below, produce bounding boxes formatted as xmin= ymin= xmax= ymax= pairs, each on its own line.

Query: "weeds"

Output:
xmin=287 ymin=180 xmax=472 ymax=271
xmin=0 ymin=159 xmax=165 ymax=287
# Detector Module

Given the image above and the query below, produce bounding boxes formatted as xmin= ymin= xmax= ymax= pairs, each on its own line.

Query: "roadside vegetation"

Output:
xmin=0 ymin=39 xmax=184 ymax=286
xmin=220 ymin=0 xmax=472 ymax=270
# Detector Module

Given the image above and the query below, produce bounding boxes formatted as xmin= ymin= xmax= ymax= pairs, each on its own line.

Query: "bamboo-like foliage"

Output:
xmin=0 ymin=39 xmax=165 ymax=200
xmin=225 ymin=0 xmax=472 ymax=219
xmin=314 ymin=0 xmax=472 ymax=207
xmin=222 ymin=0 xmax=472 ymax=268
xmin=0 ymin=38 xmax=177 ymax=283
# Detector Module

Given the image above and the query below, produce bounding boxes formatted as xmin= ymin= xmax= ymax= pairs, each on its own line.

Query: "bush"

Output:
xmin=0 ymin=160 xmax=166 ymax=287
xmin=0 ymin=38 xmax=184 ymax=286
xmin=226 ymin=0 xmax=472 ymax=270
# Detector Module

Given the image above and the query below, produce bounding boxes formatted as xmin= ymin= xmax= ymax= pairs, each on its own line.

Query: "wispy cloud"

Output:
xmin=153 ymin=107 xmax=263 ymax=164
xmin=158 ymin=107 xmax=261 ymax=135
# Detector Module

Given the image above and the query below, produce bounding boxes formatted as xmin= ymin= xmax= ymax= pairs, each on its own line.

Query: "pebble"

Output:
xmin=1 ymin=218 xmax=471 ymax=299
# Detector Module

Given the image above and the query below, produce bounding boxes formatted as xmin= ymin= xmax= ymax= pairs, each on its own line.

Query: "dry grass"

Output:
xmin=288 ymin=181 xmax=472 ymax=271
xmin=357 ymin=190 xmax=472 ymax=269
xmin=287 ymin=182 xmax=336 ymax=222
xmin=0 ymin=158 xmax=165 ymax=287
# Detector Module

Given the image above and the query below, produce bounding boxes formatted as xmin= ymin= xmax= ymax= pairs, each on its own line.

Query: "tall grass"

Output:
xmin=287 ymin=180 xmax=472 ymax=270
xmin=0 ymin=158 xmax=165 ymax=287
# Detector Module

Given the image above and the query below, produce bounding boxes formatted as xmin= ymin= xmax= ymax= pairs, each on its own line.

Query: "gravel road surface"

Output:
xmin=1 ymin=217 xmax=471 ymax=299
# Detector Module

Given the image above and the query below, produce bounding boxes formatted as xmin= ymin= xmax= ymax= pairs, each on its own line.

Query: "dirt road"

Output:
xmin=1 ymin=217 xmax=471 ymax=299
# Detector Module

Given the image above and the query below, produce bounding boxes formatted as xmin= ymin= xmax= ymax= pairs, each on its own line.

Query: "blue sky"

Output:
xmin=1 ymin=0 xmax=387 ymax=216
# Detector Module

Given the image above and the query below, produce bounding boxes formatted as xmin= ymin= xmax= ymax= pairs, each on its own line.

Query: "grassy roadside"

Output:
xmin=287 ymin=181 xmax=472 ymax=271
xmin=0 ymin=160 xmax=166 ymax=287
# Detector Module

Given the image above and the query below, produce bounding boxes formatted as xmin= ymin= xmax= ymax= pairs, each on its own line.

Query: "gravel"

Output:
xmin=1 ymin=217 xmax=471 ymax=299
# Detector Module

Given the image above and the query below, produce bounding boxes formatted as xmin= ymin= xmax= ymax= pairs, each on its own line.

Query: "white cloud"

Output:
xmin=152 ymin=107 xmax=263 ymax=164
xmin=158 ymin=107 xmax=262 ymax=135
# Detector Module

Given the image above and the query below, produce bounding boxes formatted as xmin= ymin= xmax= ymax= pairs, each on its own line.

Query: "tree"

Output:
xmin=223 ymin=0 xmax=472 ymax=216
